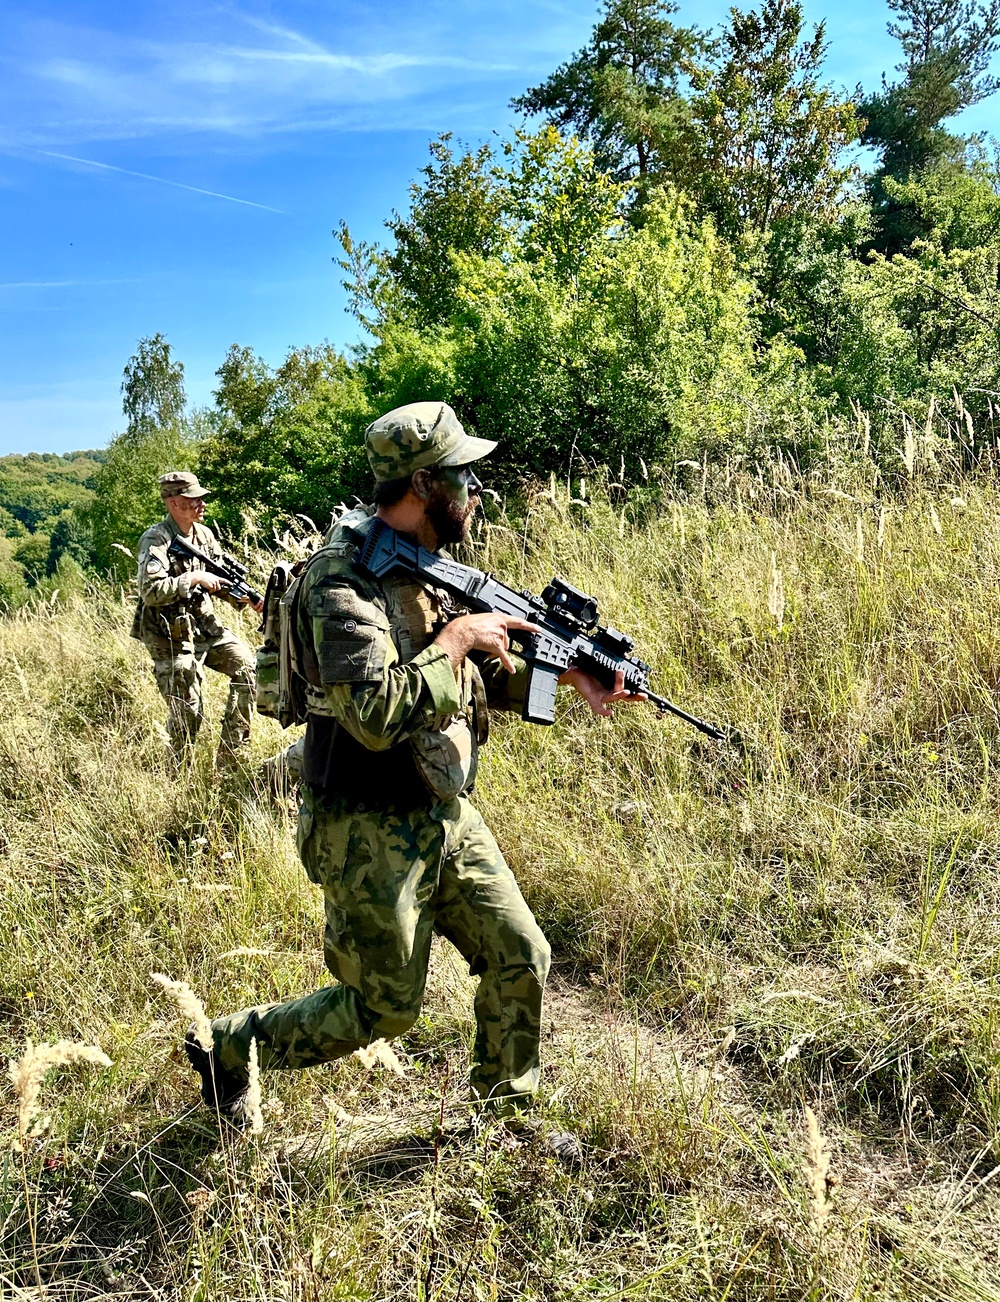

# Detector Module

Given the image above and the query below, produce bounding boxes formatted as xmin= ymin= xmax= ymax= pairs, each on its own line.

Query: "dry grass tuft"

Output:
xmin=804 ymin=1105 xmax=832 ymax=1238
xmin=9 ymin=1039 xmax=112 ymax=1140
xmin=353 ymin=1039 xmax=407 ymax=1076
xmin=150 ymin=972 xmax=212 ymax=1050
xmin=245 ymin=1036 xmax=264 ymax=1135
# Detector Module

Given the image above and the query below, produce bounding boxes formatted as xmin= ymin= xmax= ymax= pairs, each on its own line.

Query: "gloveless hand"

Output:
xmin=188 ymin=569 xmax=228 ymax=595
xmin=435 ymin=612 xmax=537 ymax=674
xmin=559 ymin=667 xmax=647 ymax=718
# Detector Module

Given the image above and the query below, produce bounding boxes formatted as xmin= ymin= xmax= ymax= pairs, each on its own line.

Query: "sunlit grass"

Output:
xmin=3 ymin=453 xmax=1000 ymax=1298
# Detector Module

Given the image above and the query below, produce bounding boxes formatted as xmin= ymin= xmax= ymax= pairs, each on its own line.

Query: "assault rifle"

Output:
xmin=167 ymin=535 xmax=264 ymax=606
xmin=353 ymin=517 xmax=726 ymax=739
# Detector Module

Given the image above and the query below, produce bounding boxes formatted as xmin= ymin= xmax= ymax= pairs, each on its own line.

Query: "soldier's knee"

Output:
xmin=529 ymin=934 xmax=552 ymax=985
xmin=369 ymin=1006 xmax=420 ymax=1040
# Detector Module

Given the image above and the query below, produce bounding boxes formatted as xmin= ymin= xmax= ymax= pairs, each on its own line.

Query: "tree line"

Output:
xmin=3 ymin=0 xmax=999 ymax=598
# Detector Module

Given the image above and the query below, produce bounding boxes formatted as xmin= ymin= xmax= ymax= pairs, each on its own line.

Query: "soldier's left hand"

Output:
xmin=560 ymin=668 xmax=646 ymax=718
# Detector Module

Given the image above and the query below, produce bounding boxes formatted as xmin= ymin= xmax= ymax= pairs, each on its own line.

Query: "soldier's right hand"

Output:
xmin=435 ymin=613 xmax=536 ymax=675
xmin=188 ymin=569 xmax=228 ymax=595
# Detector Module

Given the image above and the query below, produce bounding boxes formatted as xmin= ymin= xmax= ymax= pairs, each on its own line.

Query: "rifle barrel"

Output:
xmin=644 ymin=691 xmax=727 ymax=741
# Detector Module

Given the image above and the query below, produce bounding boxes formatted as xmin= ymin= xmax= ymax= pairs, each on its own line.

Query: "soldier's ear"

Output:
xmin=411 ymin=469 xmax=432 ymax=500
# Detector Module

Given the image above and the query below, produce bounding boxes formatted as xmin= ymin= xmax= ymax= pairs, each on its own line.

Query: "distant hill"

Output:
xmin=0 ymin=450 xmax=106 ymax=538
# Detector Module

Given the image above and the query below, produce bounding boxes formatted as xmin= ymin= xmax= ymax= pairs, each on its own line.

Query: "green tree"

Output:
xmin=369 ymin=183 xmax=813 ymax=481
xmin=13 ymin=534 xmax=51 ymax=588
xmin=201 ymin=344 xmax=372 ymax=532
xmin=810 ymin=163 xmax=1000 ymax=428
xmin=688 ymin=0 xmax=861 ymax=242
xmin=88 ymin=336 xmax=200 ymax=575
xmin=46 ymin=510 xmax=94 ymax=576
xmin=862 ymin=0 xmax=1000 ymax=251
xmin=502 ymin=126 xmax=628 ymax=278
xmin=0 ymin=538 xmax=28 ymax=610
xmin=339 ymin=137 xmax=507 ymax=332
xmin=121 ymin=332 xmax=186 ymax=433
xmin=512 ymin=0 xmax=705 ymax=200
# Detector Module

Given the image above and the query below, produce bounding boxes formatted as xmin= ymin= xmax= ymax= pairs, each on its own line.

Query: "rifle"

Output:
xmin=353 ymin=517 xmax=726 ymax=740
xmin=167 ymin=535 xmax=264 ymax=606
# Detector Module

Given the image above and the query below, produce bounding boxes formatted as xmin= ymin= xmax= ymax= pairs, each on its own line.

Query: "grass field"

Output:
xmin=4 ymin=449 xmax=1000 ymax=1300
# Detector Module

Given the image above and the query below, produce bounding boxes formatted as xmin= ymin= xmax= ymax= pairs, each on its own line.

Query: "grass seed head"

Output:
xmin=804 ymin=1105 xmax=832 ymax=1238
xmin=150 ymin=972 xmax=212 ymax=1050
xmin=354 ymin=1039 xmax=407 ymax=1076
xmin=245 ymin=1036 xmax=264 ymax=1136
xmin=767 ymin=551 xmax=785 ymax=632
xmin=9 ymin=1038 xmax=112 ymax=1140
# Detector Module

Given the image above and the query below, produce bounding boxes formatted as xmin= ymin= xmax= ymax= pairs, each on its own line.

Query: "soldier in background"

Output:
xmin=132 ymin=471 xmax=259 ymax=766
xmin=185 ymin=402 xmax=640 ymax=1121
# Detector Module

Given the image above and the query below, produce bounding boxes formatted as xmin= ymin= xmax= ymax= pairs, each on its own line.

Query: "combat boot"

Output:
xmin=184 ymin=1025 xmax=249 ymax=1123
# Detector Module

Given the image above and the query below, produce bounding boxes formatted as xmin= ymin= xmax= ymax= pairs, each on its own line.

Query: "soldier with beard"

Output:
xmin=186 ymin=401 xmax=639 ymax=1120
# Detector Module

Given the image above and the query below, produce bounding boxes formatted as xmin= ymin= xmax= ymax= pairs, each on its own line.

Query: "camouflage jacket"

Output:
xmin=296 ymin=506 xmax=526 ymax=806
xmin=130 ymin=516 xmax=234 ymax=646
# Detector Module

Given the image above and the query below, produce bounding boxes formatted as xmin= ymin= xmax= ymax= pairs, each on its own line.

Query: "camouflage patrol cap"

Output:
xmin=159 ymin=470 xmax=210 ymax=499
xmin=365 ymin=401 xmax=496 ymax=483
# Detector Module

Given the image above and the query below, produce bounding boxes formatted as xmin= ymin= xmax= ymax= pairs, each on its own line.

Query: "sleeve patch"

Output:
xmin=306 ymin=580 xmax=390 ymax=684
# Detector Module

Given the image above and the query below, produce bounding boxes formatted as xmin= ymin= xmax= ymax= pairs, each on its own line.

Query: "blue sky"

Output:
xmin=0 ymin=0 xmax=996 ymax=455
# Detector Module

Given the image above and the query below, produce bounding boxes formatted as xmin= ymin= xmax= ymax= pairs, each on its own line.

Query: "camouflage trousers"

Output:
xmin=212 ymin=788 xmax=551 ymax=1104
xmin=143 ymin=631 xmax=255 ymax=758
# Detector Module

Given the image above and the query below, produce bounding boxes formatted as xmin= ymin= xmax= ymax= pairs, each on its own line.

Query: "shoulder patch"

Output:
xmin=305 ymin=580 xmax=390 ymax=684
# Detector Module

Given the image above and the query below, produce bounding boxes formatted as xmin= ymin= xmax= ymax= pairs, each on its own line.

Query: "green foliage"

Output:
xmin=0 ymin=451 xmax=102 ymax=535
xmin=802 ymin=165 xmax=1000 ymax=416
xmin=512 ymin=0 xmax=706 ymax=195
xmin=686 ymin=0 xmax=861 ymax=241
xmin=367 ymin=181 xmax=815 ymax=480
xmin=862 ymin=0 xmax=1000 ymax=251
xmin=13 ymin=534 xmax=51 ymax=587
xmin=0 ymin=538 xmax=28 ymax=611
xmin=382 ymin=136 xmax=508 ymax=328
xmin=47 ymin=509 xmax=94 ymax=576
xmin=200 ymin=343 xmax=374 ymax=532
xmin=514 ymin=0 xmax=859 ymax=244
xmin=121 ymin=331 xmax=186 ymax=434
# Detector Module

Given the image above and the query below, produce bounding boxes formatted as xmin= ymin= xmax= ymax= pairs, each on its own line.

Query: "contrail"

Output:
xmin=37 ymin=150 xmax=284 ymax=214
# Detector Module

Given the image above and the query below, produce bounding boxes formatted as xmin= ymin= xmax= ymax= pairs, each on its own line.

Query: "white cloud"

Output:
xmin=1 ymin=6 xmax=541 ymax=146
xmin=0 ymin=279 xmax=136 ymax=289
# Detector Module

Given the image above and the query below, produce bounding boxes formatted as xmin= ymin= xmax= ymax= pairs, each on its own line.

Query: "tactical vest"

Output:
xmin=130 ymin=519 xmax=227 ymax=646
xmin=294 ymin=509 xmax=488 ymax=806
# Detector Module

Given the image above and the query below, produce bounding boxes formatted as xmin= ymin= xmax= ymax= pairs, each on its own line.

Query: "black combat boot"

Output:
xmin=183 ymin=1025 xmax=249 ymax=1123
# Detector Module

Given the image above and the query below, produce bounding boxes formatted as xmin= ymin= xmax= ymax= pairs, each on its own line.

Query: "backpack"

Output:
xmin=256 ymin=560 xmax=308 ymax=727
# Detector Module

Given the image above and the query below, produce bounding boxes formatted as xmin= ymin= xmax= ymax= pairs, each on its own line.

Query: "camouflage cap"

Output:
xmin=365 ymin=401 xmax=496 ymax=483
xmin=159 ymin=470 xmax=210 ymax=499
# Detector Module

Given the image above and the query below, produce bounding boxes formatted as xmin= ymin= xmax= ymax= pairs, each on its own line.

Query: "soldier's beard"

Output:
xmin=427 ymin=486 xmax=476 ymax=547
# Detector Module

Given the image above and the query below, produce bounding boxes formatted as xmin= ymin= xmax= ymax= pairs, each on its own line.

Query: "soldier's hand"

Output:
xmin=188 ymin=569 xmax=228 ymax=595
xmin=435 ymin=613 xmax=536 ymax=675
xmin=560 ymin=667 xmax=646 ymax=718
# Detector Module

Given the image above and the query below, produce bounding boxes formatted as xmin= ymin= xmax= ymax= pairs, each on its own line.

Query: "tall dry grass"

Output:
xmin=3 ymin=441 xmax=1000 ymax=1298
